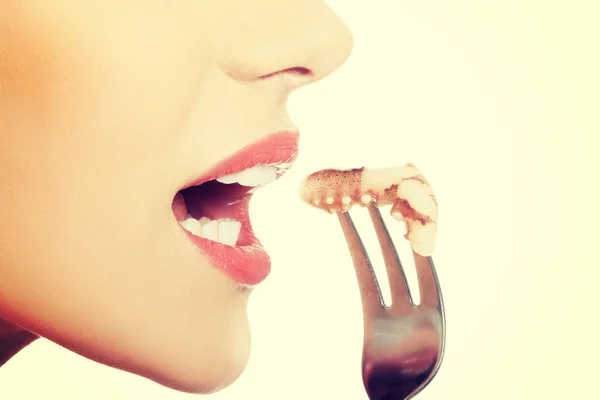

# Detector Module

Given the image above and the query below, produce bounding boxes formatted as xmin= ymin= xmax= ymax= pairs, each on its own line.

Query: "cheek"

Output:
xmin=0 ymin=5 xmax=214 ymax=249
xmin=0 ymin=16 xmax=56 ymax=109
xmin=1 ymin=2 xmax=216 ymax=148
xmin=0 ymin=5 xmax=251 ymax=392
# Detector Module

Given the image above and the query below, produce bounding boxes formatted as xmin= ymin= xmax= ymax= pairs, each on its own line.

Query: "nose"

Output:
xmin=217 ymin=0 xmax=353 ymax=90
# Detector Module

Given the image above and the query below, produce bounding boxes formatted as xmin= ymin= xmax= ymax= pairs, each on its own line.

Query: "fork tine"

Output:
xmin=366 ymin=203 xmax=414 ymax=308
xmin=413 ymin=252 xmax=443 ymax=308
xmin=337 ymin=211 xmax=384 ymax=314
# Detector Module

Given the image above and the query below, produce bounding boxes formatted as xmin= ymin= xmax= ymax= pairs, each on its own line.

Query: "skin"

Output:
xmin=0 ymin=0 xmax=352 ymax=393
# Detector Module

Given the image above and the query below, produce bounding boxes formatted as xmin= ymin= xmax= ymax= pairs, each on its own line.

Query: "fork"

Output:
xmin=337 ymin=203 xmax=446 ymax=400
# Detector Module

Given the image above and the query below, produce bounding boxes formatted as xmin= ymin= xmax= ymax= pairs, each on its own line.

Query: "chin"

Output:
xmin=78 ymin=277 xmax=256 ymax=395
xmin=141 ymin=312 xmax=252 ymax=394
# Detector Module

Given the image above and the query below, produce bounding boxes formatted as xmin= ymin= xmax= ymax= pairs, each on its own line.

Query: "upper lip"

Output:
xmin=180 ymin=131 xmax=300 ymax=191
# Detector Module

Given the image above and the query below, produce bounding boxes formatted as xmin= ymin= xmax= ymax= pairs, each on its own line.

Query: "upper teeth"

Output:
xmin=180 ymin=216 xmax=242 ymax=246
xmin=216 ymin=165 xmax=277 ymax=187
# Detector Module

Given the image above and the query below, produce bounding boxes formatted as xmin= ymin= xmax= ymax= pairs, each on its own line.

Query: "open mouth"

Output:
xmin=172 ymin=131 xmax=299 ymax=286
xmin=175 ymin=164 xmax=279 ymax=246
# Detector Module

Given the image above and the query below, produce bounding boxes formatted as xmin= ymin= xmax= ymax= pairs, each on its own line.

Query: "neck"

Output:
xmin=0 ymin=318 xmax=38 ymax=366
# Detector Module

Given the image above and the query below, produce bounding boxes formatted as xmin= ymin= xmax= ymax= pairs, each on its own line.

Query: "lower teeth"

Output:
xmin=180 ymin=216 xmax=242 ymax=246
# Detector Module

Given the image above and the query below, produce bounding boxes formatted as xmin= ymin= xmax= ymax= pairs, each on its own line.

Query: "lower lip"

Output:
xmin=178 ymin=131 xmax=299 ymax=287
xmin=183 ymin=229 xmax=270 ymax=287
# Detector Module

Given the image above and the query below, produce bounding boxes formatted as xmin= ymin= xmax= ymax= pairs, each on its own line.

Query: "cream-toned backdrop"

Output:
xmin=1 ymin=1 xmax=597 ymax=398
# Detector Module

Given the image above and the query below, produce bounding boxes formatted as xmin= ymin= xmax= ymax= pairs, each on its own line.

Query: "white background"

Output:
xmin=1 ymin=1 xmax=598 ymax=398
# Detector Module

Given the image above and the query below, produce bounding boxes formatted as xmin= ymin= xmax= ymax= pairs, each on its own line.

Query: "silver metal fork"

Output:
xmin=338 ymin=203 xmax=446 ymax=400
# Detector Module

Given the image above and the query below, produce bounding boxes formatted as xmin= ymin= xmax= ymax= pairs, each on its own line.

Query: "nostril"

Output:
xmin=285 ymin=67 xmax=313 ymax=76
xmin=259 ymin=66 xmax=313 ymax=80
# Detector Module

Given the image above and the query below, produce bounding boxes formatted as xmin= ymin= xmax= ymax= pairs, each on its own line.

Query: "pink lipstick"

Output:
xmin=172 ymin=131 xmax=299 ymax=286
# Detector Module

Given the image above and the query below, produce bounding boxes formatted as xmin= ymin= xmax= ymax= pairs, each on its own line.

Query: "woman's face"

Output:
xmin=0 ymin=0 xmax=352 ymax=393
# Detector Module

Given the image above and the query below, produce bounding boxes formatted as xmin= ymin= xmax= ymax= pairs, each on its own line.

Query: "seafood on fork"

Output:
xmin=299 ymin=163 xmax=438 ymax=257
